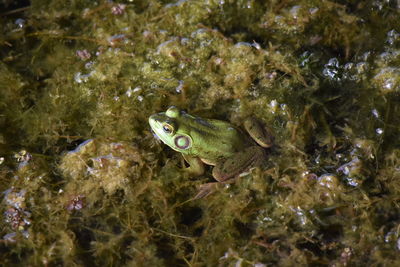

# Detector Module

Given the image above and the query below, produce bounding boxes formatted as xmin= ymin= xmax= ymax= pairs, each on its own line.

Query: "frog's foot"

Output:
xmin=212 ymin=146 xmax=266 ymax=182
xmin=194 ymin=182 xmax=220 ymax=199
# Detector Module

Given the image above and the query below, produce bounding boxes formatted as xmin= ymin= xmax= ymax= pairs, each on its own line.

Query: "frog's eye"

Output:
xmin=162 ymin=123 xmax=174 ymax=134
xmin=166 ymin=106 xmax=180 ymax=118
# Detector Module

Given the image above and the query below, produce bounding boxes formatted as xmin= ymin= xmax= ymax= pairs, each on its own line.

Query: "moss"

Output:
xmin=1 ymin=0 xmax=400 ymax=265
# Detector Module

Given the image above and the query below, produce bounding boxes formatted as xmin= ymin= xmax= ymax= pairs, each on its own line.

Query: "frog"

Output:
xmin=149 ymin=106 xmax=273 ymax=198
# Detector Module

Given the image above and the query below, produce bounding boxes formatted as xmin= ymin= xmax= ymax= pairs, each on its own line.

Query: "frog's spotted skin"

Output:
xmin=149 ymin=106 xmax=272 ymax=196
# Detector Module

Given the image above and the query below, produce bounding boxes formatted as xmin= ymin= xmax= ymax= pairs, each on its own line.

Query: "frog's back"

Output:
xmin=182 ymin=116 xmax=248 ymax=160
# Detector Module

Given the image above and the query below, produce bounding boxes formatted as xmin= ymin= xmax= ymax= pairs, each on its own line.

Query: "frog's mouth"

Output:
xmin=150 ymin=129 xmax=161 ymax=141
xmin=149 ymin=115 xmax=164 ymax=142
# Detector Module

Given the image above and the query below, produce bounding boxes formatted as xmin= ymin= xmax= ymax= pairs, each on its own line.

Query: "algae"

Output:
xmin=1 ymin=0 xmax=400 ymax=266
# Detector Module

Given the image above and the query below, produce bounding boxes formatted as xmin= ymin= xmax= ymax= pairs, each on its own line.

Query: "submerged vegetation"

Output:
xmin=1 ymin=0 xmax=400 ymax=265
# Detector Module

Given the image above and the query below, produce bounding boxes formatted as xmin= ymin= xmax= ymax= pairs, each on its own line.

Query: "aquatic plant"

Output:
xmin=1 ymin=0 xmax=400 ymax=265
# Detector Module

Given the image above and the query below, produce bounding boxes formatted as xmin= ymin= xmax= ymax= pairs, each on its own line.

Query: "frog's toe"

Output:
xmin=194 ymin=182 xmax=220 ymax=199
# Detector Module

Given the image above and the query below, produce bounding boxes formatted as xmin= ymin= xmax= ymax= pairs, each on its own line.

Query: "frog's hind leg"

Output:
xmin=244 ymin=117 xmax=274 ymax=148
xmin=194 ymin=147 xmax=265 ymax=199
xmin=212 ymin=146 xmax=266 ymax=182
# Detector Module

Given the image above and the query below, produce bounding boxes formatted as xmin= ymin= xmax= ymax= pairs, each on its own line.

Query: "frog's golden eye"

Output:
xmin=162 ymin=123 xmax=174 ymax=134
xmin=166 ymin=106 xmax=180 ymax=118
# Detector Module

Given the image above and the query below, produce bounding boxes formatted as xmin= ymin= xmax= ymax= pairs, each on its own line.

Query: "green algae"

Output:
xmin=1 ymin=0 xmax=400 ymax=266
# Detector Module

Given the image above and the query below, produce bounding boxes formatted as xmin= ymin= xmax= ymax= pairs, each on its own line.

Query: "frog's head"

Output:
xmin=149 ymin=106 xmax=192 ymax=153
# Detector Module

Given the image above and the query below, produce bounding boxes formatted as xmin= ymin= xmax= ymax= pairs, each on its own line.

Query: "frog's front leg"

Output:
xmin=182 ymin=154 xmax=205 ymax=176
xmin=182 ymin=155 xmax=218 ymax=199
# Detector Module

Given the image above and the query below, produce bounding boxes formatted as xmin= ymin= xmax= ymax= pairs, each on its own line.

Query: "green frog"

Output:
xmin=149 ymin=106 xmax=273 ymax=198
